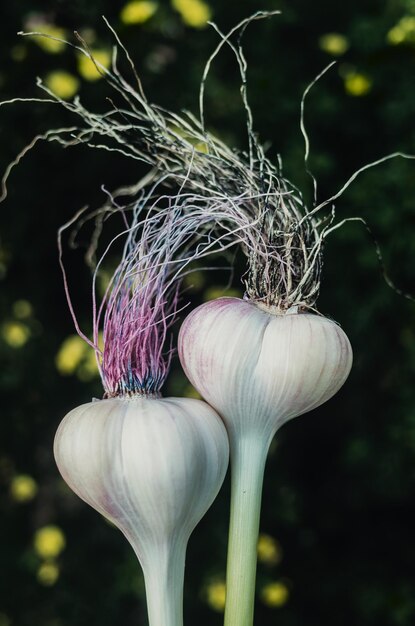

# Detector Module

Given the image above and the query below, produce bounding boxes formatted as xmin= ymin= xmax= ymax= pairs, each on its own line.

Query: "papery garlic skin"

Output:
xmin=54 ymin=395 xmax=229 ymax=626
xmin=178 ymin=296 xmax=352 ymax=442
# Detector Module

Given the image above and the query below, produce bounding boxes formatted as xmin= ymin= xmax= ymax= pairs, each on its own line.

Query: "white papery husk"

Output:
xmin=54 ymin=395 xmax=229 ymax=626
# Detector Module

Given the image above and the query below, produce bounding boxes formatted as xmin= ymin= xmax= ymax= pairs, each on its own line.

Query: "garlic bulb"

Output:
xmin=54 ymin=395 xmax=229 ymax=626
xmin=179 ymin=296 xmax=352 ymax=442
xmin=178 ymin=296 xmax=352 ymax=626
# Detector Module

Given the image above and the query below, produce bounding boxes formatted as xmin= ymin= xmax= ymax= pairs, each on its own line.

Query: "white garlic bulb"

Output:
xmin=179 ymin=297 xmax=352 ymax=443
xmin=54 ymin=395 xmax=229 ymax=626
xmin=178 ymin=296 xmax=352 ymax=626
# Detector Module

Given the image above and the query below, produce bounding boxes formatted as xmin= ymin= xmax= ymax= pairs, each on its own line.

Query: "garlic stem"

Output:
xmin=142 ymin=537 xmax=186 ymax=626
xmin=224 ymin=434 xmax=269 ymax=626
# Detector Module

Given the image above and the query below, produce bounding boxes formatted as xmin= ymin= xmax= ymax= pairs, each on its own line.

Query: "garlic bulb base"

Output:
xmin=54 ymin=395 xmax=229 ymax=626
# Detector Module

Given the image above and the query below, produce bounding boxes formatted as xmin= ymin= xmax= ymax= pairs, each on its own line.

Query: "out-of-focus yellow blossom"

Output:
xmin=10 ymin=474 xmax=38 ymax=502
xmin=31 ymin=24 xmax=67 ymax=54
xmin=172 ymin=0 xmax=212 ymax=28
xmin=318 ymin=33 xmax=349 ymax=56
xmin=56 ymin=334 xmax=100 ymax=380
xmin=45 ymin=71 xmax=79 ymax=99
xmin=78 ymin=49 xmax=111 ymax=81
xmin=205 ymin=579 xmax=226 ymax=612
xmin=0 ymin=612 xmax=11 ymax=626
xmin=37 ymin=561 xmax=60 ymax=586
xmin=121 ymin=1 xmax=158 ymax=24
xmin=344 ymin=71 xmax=372 ymax=97
xmin=34 ymin=525 xmax=66 ymax=559
xmin=257 ymin=533 xmax=282 ymax=566
xmin=260 ymin=581 xmax=289 ymax=607
xmin=56 ymin=335 xmax=86 ymax=374
xmin=1 ymin=321 xmax=31 ymax=348
xmin=387 ymin=16 xmax=415 ymax=45
xmin=203 ymin=286 xmax=242 ymax=302
xmin=13 ymin=299 xmax=33 ymax=319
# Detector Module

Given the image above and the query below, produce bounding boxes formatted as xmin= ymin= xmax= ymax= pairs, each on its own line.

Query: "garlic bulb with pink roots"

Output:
xmin=54 ymin=194 xmax=231 ymax=626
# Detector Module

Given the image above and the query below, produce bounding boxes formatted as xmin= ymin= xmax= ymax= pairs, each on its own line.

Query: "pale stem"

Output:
xmin=224 ymin=434 xmax=269 ymax=626
xmin=141 ymin=537 xmax=187 ymax=626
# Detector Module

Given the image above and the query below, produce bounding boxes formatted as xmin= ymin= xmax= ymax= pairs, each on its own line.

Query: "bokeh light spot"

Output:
xmin=44 ymin=71 xmax=80 ymax=100
xmin=34 ymin=525 xmax=66 ymax=559
xmin=257 ymin=533 xmax=282 ymax=566
xmin=29 ymin=24 xmax=67 ymax=54
xmin=1 ymin=321 xmax=31 ymax=348
xmin=78 ymin=50 xmax=111 ymax=81
xmin=121 ymin=1 xmax=158 ymax=24
xmin=37 ymin=561 xmax=60 ymax=586
xmin=205 ymin=579 xmax=226 ymax=612
xmin=260 ymin=581 xmax=289 ymax=607
xmin=171 ymin=0 xmax=212 ymax=28
xmin=10 ymin=474 xmax=38 ymax=502
xmin=319 ymin=33 xmax=349 ymax=56
xmin=55 ymin=335 xmax=87 ymax=375
xmin=344 ymin=71 xmax=372 ymax=96
xmin=387 ymin=16 xmax=415 ymax=45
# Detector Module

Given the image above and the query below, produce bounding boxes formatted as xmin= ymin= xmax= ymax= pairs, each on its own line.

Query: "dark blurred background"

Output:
xmin=1 ymin=1 xmax=415 ymax=625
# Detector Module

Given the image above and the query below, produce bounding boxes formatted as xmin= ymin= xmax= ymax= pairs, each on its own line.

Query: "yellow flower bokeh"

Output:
xmin=257 ymin=533 xmax=282 ymax=566
xmin=260 ymin=581 xmax=289 ymax=608
xmin=387 ymin=16 xmax=415 ymax=45
xmin=37 ymin=561 xmax=60 ymax=586
xmin=1 ymin=321 xmax=31 ymax=348
xmin=78 ymin=49 xmax=111 ymax=81
xmin=31 ymin=24 xmax=67 ymax=54
xmin=171 ymin=0 xmax=212 ymax=28
xmin=121 ymin=1 xmax=158 ymax=24
xmin=56 ymin=335 xmax=87 ymax=375
xmin=319 ymin=33 xmax=349 ymax=56
xmin=34 ymin=525 xmax=66 ymax=559
xmin=344 ymin=71 xmax=372 ymax=97
xmin=10 ymin=474 xmax=38 ymax=502
xmin=44 ymin=71 xmax=80 ymax=100
xmin=205 ymin=579 xmax=226 ymax=612
xmin=55 ymin=334 xmax=100 ymax=381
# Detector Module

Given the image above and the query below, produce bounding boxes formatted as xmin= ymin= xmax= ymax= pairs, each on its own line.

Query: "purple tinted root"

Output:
xmin=59 ymin=176 xmax=273 ymax=397
xmin=97 ymin=195 xmax=183 ymax=397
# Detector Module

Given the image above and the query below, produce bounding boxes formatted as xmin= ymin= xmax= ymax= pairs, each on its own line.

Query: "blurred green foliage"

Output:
xmin=1 ymin=1 xmax=415 ymax=625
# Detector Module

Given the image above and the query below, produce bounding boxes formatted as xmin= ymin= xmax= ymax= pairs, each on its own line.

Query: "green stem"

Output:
xmin=224 ymin=435 xmax=269 ymax=626
xmin=142 ymin=537 xmax=186 ymax=626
